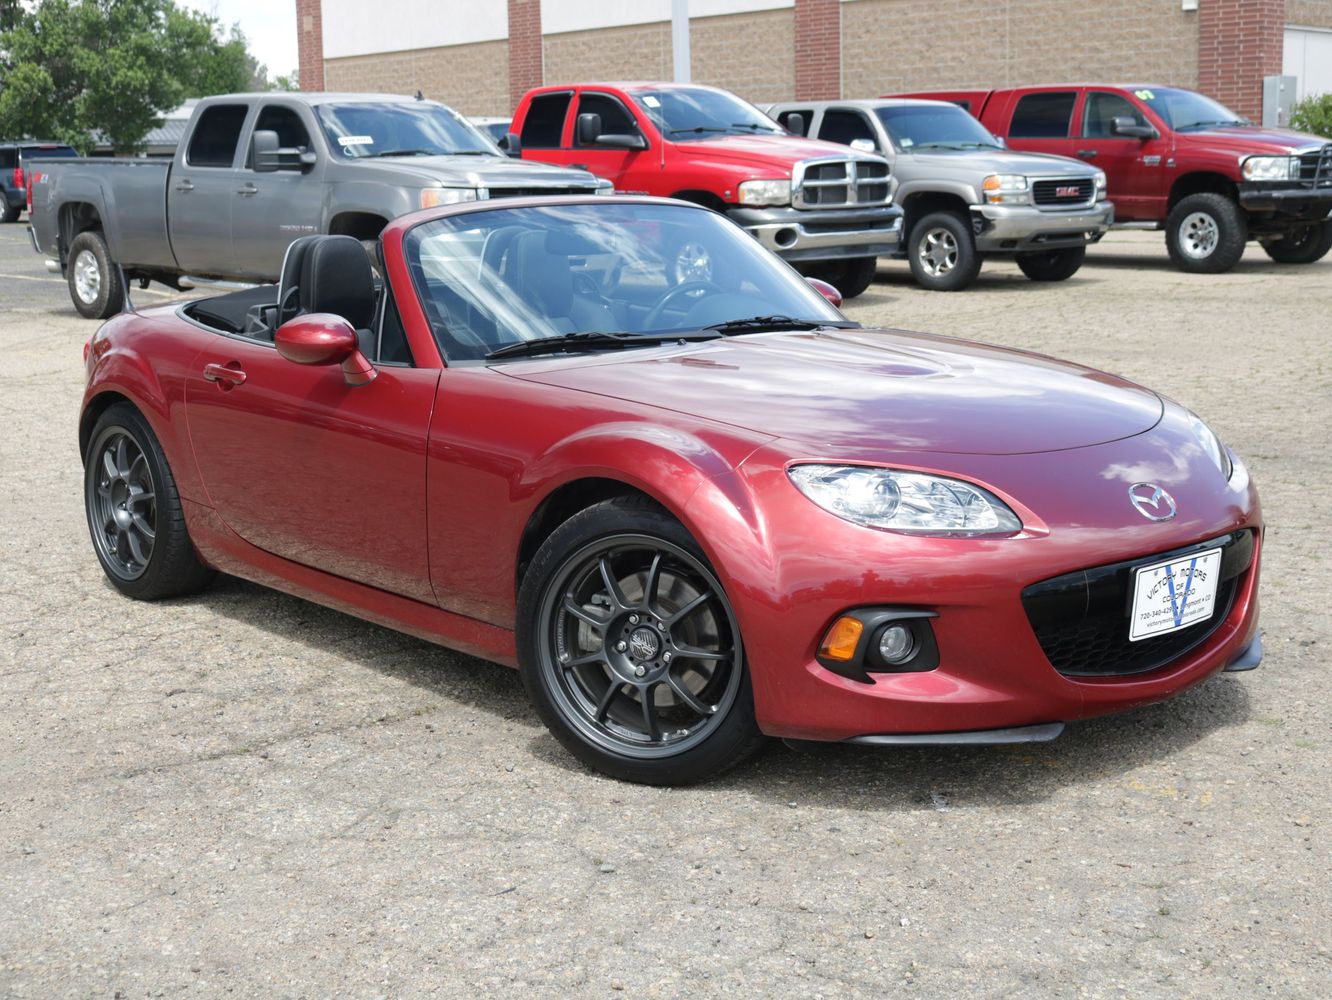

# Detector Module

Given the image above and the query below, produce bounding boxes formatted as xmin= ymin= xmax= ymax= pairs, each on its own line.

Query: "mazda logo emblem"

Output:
xmin=1128 ymin=483 xmax=1177 ymax=521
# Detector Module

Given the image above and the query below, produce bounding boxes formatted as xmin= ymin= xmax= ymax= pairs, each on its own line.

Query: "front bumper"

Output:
xmin=971 ymin=200 xmax=1114 ymax=252
xmin=727 ymin=203 xmax=903 ymax=262
xmin=1238 ymin=182 xmax=1332 ymax=213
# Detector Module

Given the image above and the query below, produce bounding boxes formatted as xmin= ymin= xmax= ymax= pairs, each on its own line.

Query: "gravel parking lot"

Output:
xmin=1 ymin=225 xmax=1328 ymax=998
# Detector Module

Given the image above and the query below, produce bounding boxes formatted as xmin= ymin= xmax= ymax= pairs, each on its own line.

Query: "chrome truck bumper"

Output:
xmin=972 ymin=201 xmax=1114 ymax=253
xmin=727 ymin=204 xmax=903 ymax=262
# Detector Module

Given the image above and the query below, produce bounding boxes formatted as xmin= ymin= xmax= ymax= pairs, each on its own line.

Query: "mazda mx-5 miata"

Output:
xmin=80 ymin=196 xmax=1262 ymax=784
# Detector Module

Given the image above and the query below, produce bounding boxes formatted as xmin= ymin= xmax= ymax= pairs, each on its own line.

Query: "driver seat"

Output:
xmin=507 ymin=230 xmax=616 ymax=333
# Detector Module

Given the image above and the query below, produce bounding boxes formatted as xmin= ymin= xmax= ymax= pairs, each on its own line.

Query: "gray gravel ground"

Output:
xmin=1 ymin=225 xmax=1328 ymax=998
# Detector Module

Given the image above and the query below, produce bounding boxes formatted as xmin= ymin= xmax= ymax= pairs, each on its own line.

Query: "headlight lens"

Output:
xmin=1241 ymin=155 xmax=1297 ymax=181
xmin=1187 ymin=412 xmax=1234 ymax=480
xmin=1093 ymin=170 xmax=1108 ymax=199
xmin=982 ymin=173 xmax=1030 ymax=205
xmin=788 ymin=464 xmax=1023 ymax=535
xmin=738 ymin=179 xmax=792 ymax=207
xmin=420 ymin=187 xmax=480 ymax=208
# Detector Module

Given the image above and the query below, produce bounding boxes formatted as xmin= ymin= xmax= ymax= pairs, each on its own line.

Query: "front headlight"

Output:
xmin=1093 ymin=170 xmax=1108 ymax=200
xmin=738 ymin=178 xmax=792 ymax=207
xmin=982 ymin=173 xmax=1030 ymax=205
xmin=1241 ymin=155 xmax=1297 ymax=182
xmin=788 ymin=464 xmax=1023 ymax=536
xmin=1187 ymin=412 xmax=1234 ymax=481
xmin=420 ymin=187 xmax=480 ymax=208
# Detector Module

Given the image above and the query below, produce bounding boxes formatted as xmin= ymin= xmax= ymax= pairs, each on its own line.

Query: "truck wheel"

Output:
xmin=67 ymin=230 xmax=126 ymax=319
xmin=1262 ymin=221 xmax=1332 ymax=265
xmin=0 ymin=201 xmax=19 ymax=224
xmin=1165 ymin=193 xmax=1246 ymax=274
xmin=908 ymin=212 xmax=982 ymax=291
xmin=1015 ymin=245 xmax=1086 ymax=282
xmin=799 ymin=257 xmax=878 ymax=299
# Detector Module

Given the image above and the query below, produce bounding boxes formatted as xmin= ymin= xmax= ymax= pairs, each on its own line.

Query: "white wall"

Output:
xmin=1284 ymin=25 xmax=1332 ymax=101
xmin=322 ymin=0 xmax=508 ymax=58
xmin=540 ymin=0 xmax=791 ymax=36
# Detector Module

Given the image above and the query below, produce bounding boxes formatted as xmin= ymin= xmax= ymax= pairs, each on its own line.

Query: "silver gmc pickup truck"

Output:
xmin=765 ymin=99 xmax=1113 ymax=290
xmin=28 ymin=92 xmax=610 ymax=317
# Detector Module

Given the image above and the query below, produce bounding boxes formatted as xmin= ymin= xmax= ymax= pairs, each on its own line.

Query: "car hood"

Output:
xmin=386 ymin=155 xmax=604 ymax=189
xmin=1175 ymin=125 xmax=1329 ymax=154
xmin=503 ymin=329 xmax=1164 ymax=455
xmin=676 ymin=133 xmax=875 ymax=172
xmin=906 ymin=147 xmax=1100 ymax=176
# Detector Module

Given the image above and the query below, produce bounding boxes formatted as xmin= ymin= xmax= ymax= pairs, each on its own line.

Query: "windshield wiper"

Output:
xmin=669 ymin=126 xmax=732 ymax=135
xmin=730 ymin=122 xmax=780 ymax=132
xmin=703 ymin=315 xmax=831 ymax=334
xmin=485 ymin=331 xmax=717 ymax=360
xmin=1176 ymin=120 xmax=1247 ymax=132
xmin=364 ymin=148 xmax=436 ymax=157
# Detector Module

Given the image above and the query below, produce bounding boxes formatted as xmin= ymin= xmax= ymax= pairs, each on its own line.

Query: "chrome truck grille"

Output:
xmin=1297 ymin=144 xmax=1332 ymax=189
xmin=792 ymin=157 xmax=892 ymax=209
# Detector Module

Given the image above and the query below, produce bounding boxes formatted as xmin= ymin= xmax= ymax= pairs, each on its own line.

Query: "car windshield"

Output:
xmin=875 ymin=105 xmax=1001 ymax=150
xmin=1132 ymin=87 xmax=1246 ymax=131
xmin=403 ymin=202 xmax=848 ymax=362
xmin=317 ymin=102 xmax=499 ymax=158
xmin=629 ymin=87 xmax=784 ymax=140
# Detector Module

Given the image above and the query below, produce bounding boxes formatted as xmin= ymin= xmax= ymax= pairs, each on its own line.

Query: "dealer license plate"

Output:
xmin=1128 ymin=548 xmax=1222 ymax=642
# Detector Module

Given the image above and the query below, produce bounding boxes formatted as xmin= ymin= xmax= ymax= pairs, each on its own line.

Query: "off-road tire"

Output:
xmin=1262 ymin=221 xmax=1332 ymax=265
xmin=1015 ymin=245 xmax=1086 ymax=282
xmin=1165 ymin=193 xmax=1247 ymax=274
xmin=67 ymin=229 xmax=126 ymax=319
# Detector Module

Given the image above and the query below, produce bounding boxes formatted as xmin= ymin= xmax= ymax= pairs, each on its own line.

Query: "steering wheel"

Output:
xmin=642 ymin=280 xmax=721 ymax=329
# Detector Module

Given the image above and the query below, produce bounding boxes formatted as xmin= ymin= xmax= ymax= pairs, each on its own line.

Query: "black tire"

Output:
xmin=517 ymin=496 xmax=765 ymax=785
xmin=907 ymin=211 xmax=982 ymax=291
xmin=1262 ymin=220 xmax=1332 ymax=264
xmin=0 ymin=200 xmax=19 ymax=224
xmin=799 ymin=256 xmax=878 ymax=299
xmin=67 ymin=229 xmax=126 ymax=319
xmin=1015 ymin=245 xmax=1086 ymax=282
xmin=1164 ymin=193 xmax=1247 ymax=274
xmin=84 ymin=403 xmax=215 ymax=601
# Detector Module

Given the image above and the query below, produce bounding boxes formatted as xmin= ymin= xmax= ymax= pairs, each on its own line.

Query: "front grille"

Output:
xmin=1297 ymin=144 xmax=1332 ymax=188
xmin=1032 ymin=178 xmax=1095 ymax=207
xmin=793 ymin=157 xmax=892 ymax=209
xmin=486 ymin=186 xmax=598 ymax=199
xmin=1021 ymin=530 xmax=1254 ymax=678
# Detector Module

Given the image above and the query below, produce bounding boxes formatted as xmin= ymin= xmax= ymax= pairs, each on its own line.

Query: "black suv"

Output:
xmin=1 ymin=141 xmax=77 ymax=223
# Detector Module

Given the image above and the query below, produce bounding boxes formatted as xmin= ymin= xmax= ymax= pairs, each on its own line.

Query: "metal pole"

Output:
xmin=672 ymin=0 xmax=691 ymax=83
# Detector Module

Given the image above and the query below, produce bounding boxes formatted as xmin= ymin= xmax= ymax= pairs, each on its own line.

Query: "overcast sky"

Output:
xmin=182 ymin=0 xmax=299 ymax=78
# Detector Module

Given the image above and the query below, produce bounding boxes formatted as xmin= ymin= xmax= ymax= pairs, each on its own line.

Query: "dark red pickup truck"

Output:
xmin=510 ymin=83 xmax=903 ymax=297
xmin=887 ymin=84 xmax=1332 ymax=273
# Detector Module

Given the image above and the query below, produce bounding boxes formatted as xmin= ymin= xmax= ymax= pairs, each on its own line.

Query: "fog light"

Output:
xmin=877 ymin=624 xmax=915 ymax=664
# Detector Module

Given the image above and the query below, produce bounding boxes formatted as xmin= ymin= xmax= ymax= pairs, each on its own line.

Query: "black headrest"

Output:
xmin=277 ymin=235 xmax=321 ymax=326
xmin=299 ymin=235 xmax=376 ymax=330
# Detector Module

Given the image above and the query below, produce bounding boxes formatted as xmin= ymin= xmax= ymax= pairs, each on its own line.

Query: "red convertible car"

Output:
xmin=81 ymin=196 xmax=1262 ymax=784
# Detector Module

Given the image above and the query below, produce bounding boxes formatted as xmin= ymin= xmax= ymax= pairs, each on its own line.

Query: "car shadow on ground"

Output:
xmin=1080 ymin=252 xmax=1296 ymax=275
xmin=860 ymin=264 xmax=1105 ymax=297
xmin=188 ymin=572 xmax=1253 ymax=812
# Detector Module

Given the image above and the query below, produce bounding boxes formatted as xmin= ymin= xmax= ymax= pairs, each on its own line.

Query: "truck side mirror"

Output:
xmin=1112 ymin=116 xmax=1156 ymax=140
xmin=252 ymin=129 xmax=280 ymax=173
xmin=785 ymin=112 xmax=806 ymax=137
xmin=503 ymin=132 xmax=522 ymax=158
xmin=577 ymin=113 xmax=602 ymax=146
xmin=577 ymin=112 xmax=646 ymax=150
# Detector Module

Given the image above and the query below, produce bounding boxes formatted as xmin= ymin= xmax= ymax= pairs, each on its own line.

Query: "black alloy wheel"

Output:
xmin=1262 ymin=220 xmax=1332 ymax=264
xmin=518 ymin=497 xmax=764 ymax=785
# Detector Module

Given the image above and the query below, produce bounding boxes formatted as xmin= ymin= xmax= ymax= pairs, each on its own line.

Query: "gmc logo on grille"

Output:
xmin=1055 ymin=186 xmax=1082 ymax=198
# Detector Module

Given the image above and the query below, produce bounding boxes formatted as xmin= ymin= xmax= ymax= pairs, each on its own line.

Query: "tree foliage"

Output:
xmin=0 ymin=0 xmax=265 ymax=153
xmin=1290 ymin=94 xmax=1332 ymax=140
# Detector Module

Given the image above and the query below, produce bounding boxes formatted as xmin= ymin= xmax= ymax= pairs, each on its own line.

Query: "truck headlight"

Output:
xmin=738 ymin=179 xmax=792 ymax=207
xmin=982 ymin=174 xmax=1030 ymax=205
xmin=1093 ymin=170 xmax=1108 ymax=200
xmin=1241 ymin=155 xmax=1297 ymax=182
xmin=420 ymin=187 xmax=480 ymax=208
xmin=788 ymin=464 xmax=1022 ymax=536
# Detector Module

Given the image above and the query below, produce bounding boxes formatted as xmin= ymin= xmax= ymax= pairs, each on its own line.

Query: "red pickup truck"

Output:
xmin=887 ymin=84 xmax=1332 ymax=273
xmin=509 ymin=83 xmax=903 ymax=297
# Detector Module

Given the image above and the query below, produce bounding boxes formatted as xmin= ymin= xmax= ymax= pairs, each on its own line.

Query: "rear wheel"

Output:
xmin=0 ymin=201 xmax=19 ymax=224
xmin=907 ymin=211 xmax=982 ymax=291
xmin=1165 ymin=193 xmax=1246 ymax=274
xmin=67 ymin=230 xmax=125 ymax=319
xmin=517 ymin=497 xmax=764 ymax=785
xmin=799 ymin=256 xmax=878 ymax=299
xmin=1015 ymin=245 xmax=1086 ymax=282
xmin=1262 ymin=221 xmax=1332 ymax=264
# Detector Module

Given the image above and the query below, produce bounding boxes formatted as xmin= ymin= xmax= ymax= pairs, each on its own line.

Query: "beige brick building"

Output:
xmin=300 ymin=0 xmax=1332 ymax=123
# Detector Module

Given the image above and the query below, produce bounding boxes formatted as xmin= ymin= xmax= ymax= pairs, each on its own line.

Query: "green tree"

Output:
xmin=0 ymin=0 xmax=258 ymax=153
xmin=1290 ymin=94 xmax=1332 ymax=139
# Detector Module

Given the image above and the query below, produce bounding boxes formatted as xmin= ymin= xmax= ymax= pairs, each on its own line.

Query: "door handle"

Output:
xmin=202 ymin=362 xmax=247 ymax=387
xmin=1076 ymin=149 xmax=1098 ymax=159
xmin=236 ymin=183 xmax=257 ymax=196
xmin=174 ymin=180 xmax=195 ymax=192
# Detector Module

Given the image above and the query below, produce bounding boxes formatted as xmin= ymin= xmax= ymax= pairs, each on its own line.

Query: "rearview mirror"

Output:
xmin=1112 ymin=116 xmax=1156 ymax=140
xmin=252 ymin=128 xmax=317 ymax=172
xmin=805 ymin=277 xmax=843 ymax=308
xmin=275 ymin=313 xmax=376 ymax=385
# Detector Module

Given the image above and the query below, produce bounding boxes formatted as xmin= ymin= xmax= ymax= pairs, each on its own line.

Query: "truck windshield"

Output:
xmin=874 ymin=105 xmax=1000 ymax=151
xmin=1132 ymin=88 xmax=1247 ymax=131
xmin=629 ymin=87 xmax=783 ymax=140
xmin=317 ymin=103 xmax=499 ymax=158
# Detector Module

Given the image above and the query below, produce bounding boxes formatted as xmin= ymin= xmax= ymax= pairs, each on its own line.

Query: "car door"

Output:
xmin=1003 ymin=89 xmax=1082 ymax=160
xmin=230 ymin=103 xmax=325 ymax=279
xmin=1077 ymin=89 xmax=1172 ymax=221
xmin=184 ymin=311 xmax=441 ymax=605
xmin=564 ymin=91 xmax=652 ymax=193
xmin=168 ymin=103 xmax=252 ymax=276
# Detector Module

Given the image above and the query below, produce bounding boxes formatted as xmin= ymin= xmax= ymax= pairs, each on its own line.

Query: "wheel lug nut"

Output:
xmin=558 ymin=652 xmax=570 ymax=664
xmin=634 ymin=665 xmax=646 ymax=677
xmin=615 ymin=641 xmax=628 ymax=653
xmin=662 ymin=652 xmax=672 ymax=663
xmin=628 ymin=614 xmax=639 ymax=625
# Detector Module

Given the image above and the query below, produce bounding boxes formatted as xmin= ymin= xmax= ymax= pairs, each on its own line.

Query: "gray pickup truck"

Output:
xmin=28 ymin=92 xmax=610 ymax=317
xmin=764 ymin=99 xmax=1113 ymax=290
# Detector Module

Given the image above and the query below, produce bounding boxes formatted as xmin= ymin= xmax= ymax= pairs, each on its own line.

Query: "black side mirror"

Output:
xmin=785 ymin=112 xmax=806 ymax=137
xmin=576 ymin=112 xmax=646 ymax=150
xmin=577 ymin=113 xmax=602 ymax=146
xmin=252 ymin=129 xmax=280 ymax=172
xmin=503 ymin=132 xmax=522 ymax=158
xmin=1112 ymin=115 xmax=1156 ymax=140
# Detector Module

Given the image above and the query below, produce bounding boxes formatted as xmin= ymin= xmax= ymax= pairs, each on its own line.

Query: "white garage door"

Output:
xmin=1284 ymin=26 xmax=1332 ymax=101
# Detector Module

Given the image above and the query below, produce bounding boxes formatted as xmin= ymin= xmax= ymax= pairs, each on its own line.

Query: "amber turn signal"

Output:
xmin=818 ymin=616 xmax=864 ymax=662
